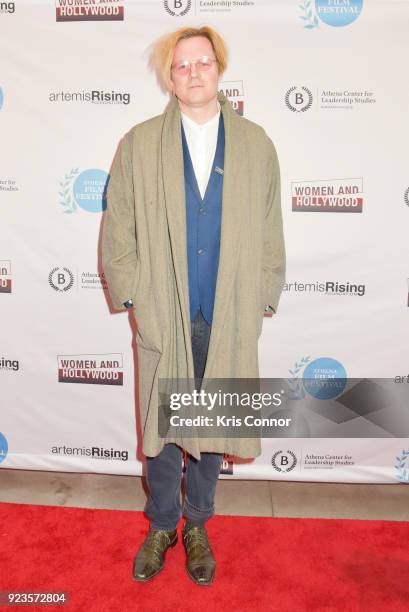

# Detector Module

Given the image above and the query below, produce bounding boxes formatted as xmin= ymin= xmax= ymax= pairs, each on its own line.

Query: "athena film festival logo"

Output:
xmin=219 ymin=81 xmax=244 ymax=116
xmin=55 ymin=0 xmax=124 ymax=21
xmin=292 ymin=178 xmax=364 ymax=213
xmin=287 ymin=356 xmax=347 ymax=401
xmin=59 ymin=168 xmax=108 ymax=214
xmin=0 ymin=432 xmax=8 ymax=464
xmin=57 ymin=353 xmax=124 ymax=385
xmin=395 ymin=449 xmax=409 ymax=484
xmin=299 ymin=0 xmax=363 ymax=29
xmin=49 ymin=267 xmax=75 ymax=292
xmin=285 ymin=87 xmax=313 ymax=113
xmin=0 ymin=260 xmax=12 ymax=293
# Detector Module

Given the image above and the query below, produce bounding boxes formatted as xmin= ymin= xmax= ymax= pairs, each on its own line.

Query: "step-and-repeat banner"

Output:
xmin=1 ymin=1 xmax=409 ymax=483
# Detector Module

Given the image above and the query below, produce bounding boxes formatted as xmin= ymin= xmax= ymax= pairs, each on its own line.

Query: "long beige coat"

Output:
xmin=101 ymin=91 xmax=285 ymax=460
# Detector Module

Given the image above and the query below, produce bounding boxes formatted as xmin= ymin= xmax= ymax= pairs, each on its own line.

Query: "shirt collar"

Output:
xmin=181 ymin=100 xmax=221 ymax=132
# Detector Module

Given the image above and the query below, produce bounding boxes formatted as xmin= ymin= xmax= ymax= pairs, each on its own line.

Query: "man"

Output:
xmin=101 ymin=26 xmax=285 ymax=586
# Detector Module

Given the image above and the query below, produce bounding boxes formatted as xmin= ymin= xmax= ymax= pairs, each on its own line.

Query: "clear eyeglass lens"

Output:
xmin=176 ymin=61 xmax=190 ymax=73
xmin=198 ymin=57 xmax=212 ymax=69
xmin=174 ymin=57 xmax=213 ymax=73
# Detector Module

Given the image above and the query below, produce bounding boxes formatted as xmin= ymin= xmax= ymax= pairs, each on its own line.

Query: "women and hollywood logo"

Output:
xmin=0 ymin=260 xmax=12 ymax=293
xmin=55 ymin=0 xmax=124 ymax=21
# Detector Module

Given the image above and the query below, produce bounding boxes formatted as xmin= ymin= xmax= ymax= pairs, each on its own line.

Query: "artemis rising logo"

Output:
xmin=51 ymin=444 xmax=129 ymax=461
xmin=49 ymin=90 xmax=130 ymax=104
xmin=0 ymin=357 xmax=19 ymax=371
xmin=0 ymin=2 xmax=15 ymax=14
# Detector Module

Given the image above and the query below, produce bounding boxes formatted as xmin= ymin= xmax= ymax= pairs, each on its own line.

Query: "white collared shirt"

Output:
xmin=181 ymin=102 xmax=221 ymax=199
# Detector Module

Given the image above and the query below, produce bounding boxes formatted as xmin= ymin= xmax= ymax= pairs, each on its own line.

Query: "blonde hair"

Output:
xmin=149 ymin=26 xmax=228 ymax=93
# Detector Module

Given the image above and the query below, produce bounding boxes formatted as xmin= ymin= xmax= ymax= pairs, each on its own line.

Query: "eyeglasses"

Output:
xmin=171 ymin=56 xmax=217 ymax=75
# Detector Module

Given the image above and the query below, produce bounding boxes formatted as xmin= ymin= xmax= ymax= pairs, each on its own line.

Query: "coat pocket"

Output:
xmin=256 ymin=303 xmax=265 ymax=339
xmin=133 ymin=288 xmax=162 ymax=353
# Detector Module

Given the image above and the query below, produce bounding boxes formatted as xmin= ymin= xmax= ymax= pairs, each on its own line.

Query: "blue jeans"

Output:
xmin=145 ymin=308 xmax=224 ymax=531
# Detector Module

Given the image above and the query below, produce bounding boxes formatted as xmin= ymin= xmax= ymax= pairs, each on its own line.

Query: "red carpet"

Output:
xmin=1 ymin=502 xmax=408 ymax=612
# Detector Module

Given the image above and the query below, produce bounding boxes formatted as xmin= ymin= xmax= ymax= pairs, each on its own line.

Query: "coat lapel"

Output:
xmin=203 ymin=92 xmax=248 ymax=383
xmin=161 ymin=95 xmax=195 ymax=378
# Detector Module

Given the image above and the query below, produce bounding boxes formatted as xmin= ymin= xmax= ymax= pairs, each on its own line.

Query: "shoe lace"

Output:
xmin=144 ymin=530 xmax=171 ymax=563
xmin=184 ymin=527 xmax=210 ymax=552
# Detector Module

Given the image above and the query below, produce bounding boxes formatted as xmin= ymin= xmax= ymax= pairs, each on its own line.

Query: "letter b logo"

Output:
xmin=285 ymin=86 xmax=313 ymax=113
xmin=49 ymin=267 xmax=75 ymax=292
xmin=164 ymin=0 xmax=191 ymax=16
xmin=272 ymin=450 xmax=297 ymax=473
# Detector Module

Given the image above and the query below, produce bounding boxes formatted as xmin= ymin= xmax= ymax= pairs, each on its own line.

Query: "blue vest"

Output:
xmin=182 ymin=113 xmax=225 ymax=326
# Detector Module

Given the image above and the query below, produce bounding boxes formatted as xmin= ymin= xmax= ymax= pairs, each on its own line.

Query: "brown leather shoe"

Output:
xmin=133 ymin=528 xmax=178 ymax=582
xmin=182 ymin=524 xmax=216 ymax=586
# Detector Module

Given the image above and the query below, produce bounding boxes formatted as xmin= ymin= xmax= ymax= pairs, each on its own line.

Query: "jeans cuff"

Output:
xmin=183 ymin=495 xmax=215 ymax=523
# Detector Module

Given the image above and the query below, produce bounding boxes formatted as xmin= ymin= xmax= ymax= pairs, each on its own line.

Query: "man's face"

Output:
xmin=170 ymin=36 xmax=220 ymax=108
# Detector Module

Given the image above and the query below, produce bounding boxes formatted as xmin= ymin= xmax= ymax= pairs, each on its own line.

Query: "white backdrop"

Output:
xmin=1 ymin=0 xmax=409 ymax=483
